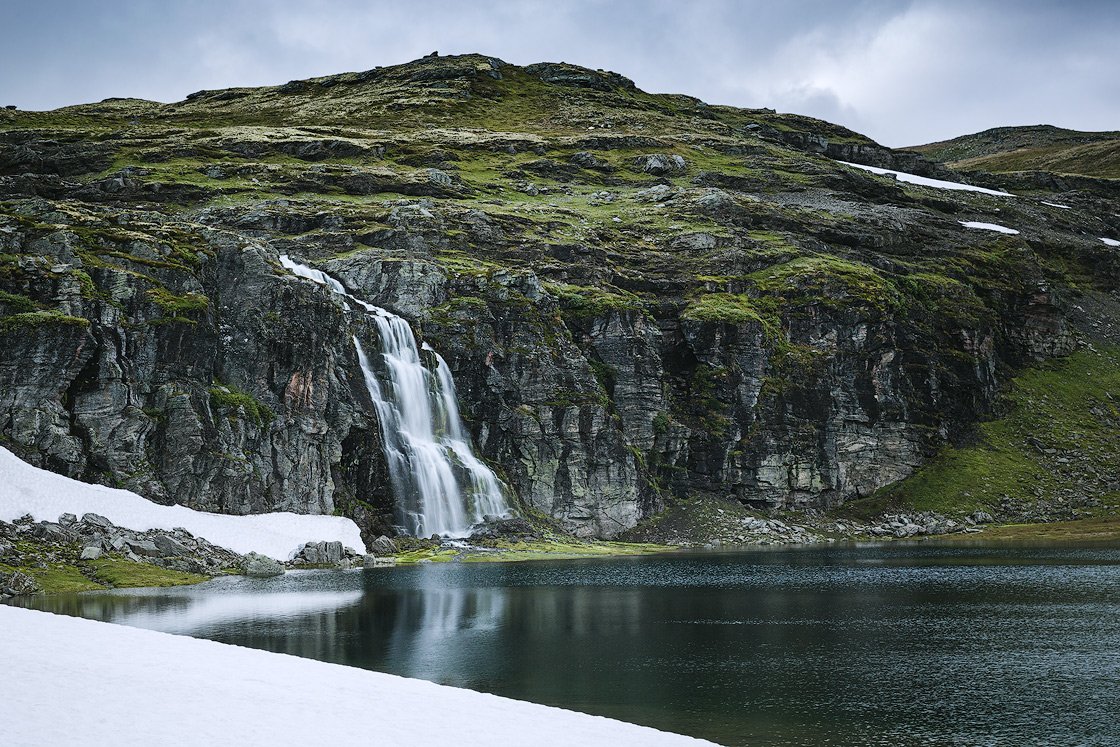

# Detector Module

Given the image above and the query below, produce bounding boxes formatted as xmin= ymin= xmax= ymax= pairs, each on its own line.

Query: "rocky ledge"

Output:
xmin=0 ymin=513 xmax=390 ymax=598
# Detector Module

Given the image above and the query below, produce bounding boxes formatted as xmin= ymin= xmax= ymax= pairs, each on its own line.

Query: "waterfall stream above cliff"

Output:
xmin=278 ymin=255 xmax=510 ymax=537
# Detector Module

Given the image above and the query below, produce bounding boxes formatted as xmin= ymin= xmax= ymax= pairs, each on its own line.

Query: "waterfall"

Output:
xmin=278 ymin=255 xmax=511 ymax=537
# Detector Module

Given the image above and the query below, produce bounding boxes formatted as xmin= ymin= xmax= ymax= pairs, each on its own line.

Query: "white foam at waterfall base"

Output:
xmin=280 ymin=254 xmax=511 ymax=538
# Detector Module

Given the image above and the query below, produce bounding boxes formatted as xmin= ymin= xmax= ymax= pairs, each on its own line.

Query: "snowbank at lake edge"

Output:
xmin=0 ymin=446 xmax=365 ymax=559
xmin=0 ymin=607 xmax=716 ymax=747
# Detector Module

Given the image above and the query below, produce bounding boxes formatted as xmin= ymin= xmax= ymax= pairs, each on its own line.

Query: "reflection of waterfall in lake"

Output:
xmin=278 ymin=255 xmax=511 ymax=537
xmin=385 ymin=585 xmax=507 ymax=682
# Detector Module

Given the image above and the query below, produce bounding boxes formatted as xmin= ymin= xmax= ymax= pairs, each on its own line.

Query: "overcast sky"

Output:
xmin=2 ymin=0 xmax=1116 ymax=146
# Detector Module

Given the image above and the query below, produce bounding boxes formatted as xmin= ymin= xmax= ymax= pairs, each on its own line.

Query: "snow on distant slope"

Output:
xmin=1041 ymin=201 xmax=1072 ymax=209
xmin=0 ymin=607 xmax=715 ymax=747
xmin=0 ymin=446 xmax=365 ymax=558
xmin=1101 ymin=237 xmax=1120 ymax=247
xmin=959 ymin=221 xmax=1020 ymax=235
xmin=838 ymin=161 xmax=1015 ymax=196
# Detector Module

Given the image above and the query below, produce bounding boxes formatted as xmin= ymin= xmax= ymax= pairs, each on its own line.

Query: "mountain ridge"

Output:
xmin=912 ymin=124 xmax=1120 ymax=179
xmin=1 ymin=53 xmax=1117 ymax=543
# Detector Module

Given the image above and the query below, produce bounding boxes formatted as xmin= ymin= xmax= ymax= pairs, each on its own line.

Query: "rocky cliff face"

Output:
xmin=2 ymin=54 xmax=1116 ymax=540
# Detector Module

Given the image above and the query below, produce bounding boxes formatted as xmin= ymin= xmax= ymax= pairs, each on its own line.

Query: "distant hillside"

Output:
xmin=911 ymin=125 xmax=1120 ymax=179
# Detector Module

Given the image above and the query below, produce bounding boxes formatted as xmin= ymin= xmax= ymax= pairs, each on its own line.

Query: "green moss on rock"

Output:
xmin=682 ymin=292 xmax=763 ymax=325
xmin=0 ymin=310 xmax=90 ymax=332
xmin=147 ymin=287 xmax=210 ymax=317
xmin=209 ymin=382 xmax=274 ymax=426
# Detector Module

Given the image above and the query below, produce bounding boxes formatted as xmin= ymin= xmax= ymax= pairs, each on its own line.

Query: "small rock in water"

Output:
xmin=241 ymin=552 xmax=284 ymax=578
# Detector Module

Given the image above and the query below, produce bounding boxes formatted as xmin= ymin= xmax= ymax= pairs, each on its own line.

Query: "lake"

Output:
xmin=13 ymin=541 xmax=1120 ymax=746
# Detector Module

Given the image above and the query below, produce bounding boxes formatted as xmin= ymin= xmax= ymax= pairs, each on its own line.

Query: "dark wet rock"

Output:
xmin=469 ymin=517 xmax=541 ymax=541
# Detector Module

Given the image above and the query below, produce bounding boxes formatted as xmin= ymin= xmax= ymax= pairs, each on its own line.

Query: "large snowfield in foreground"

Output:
xmin=0 ymin=446 xmax=365 ymax=558
xmin=0 ymin=606 xmax=714 ymax=747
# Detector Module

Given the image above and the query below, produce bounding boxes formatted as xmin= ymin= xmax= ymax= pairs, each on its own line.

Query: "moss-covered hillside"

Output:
xmin=1 ymin=53 xmax=1118 ymax=539
xmin=912 ymin=124 xmax=1120 ymax=180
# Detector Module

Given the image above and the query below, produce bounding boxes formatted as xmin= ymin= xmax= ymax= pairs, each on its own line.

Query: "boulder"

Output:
xmin=1 ymin=571 xmax=41 ymax=596
xmin=80 ymin=545 xmax=103 ymax=561
xmin=363 ymin=555 xmax=396 ymax=568
xmin=569 ymin=151 xmax=612 ymax=171
xmin=31 ymin=522 xmax=75 ymax=543
xmin=635 ymin=153 xmax=687 ymax=176
xmin=425 ymin=168 xmax=454 ymax=188
xmin=81 ymin=513 xmax=115 ymax=530
xmin=241 ymin=552 xmax=284 ymax=578
xmin=126 ymin=539 xmax=162 ymax=558
xmin=296 ymin=541 xmax=345 ymax=565
xmin=151 ymin=534 xmax=190 ymax=557
xmin=369 ymin=535 xmax=398 ymax=557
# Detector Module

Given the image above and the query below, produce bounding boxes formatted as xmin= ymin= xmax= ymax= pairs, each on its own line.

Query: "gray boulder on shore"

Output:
xmin=241 ymin=552 xmax=285 ymax=578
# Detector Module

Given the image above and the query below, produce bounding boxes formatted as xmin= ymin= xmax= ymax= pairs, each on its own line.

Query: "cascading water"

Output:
xmin=278 ymin=255 xmax=511 ymax=537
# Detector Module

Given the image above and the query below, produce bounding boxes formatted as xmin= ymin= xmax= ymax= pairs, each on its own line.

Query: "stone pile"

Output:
xmin=863 ymin=511 xmax=991 ymax=538
xmin=0 ymin=513 xmax=392 ymax=598
xmin=0 ymin=512 xmax=244 ymax=579
xmin=290 ymin=540 xmax=365 ymax=568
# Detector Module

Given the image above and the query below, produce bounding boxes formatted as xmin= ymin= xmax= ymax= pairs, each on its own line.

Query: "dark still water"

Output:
xmin=15 ymin=542 xmax=1120 ymax=746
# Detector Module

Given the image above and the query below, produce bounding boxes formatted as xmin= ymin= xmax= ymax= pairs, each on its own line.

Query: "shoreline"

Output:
xmin=8 ymin=515 xmax=1119 ymax=599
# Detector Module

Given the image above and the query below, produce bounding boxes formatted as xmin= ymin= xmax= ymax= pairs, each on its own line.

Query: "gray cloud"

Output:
xmin=1 ymin=0 xmax=1116 ymax=145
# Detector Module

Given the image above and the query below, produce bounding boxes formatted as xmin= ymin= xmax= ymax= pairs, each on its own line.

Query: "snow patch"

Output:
xmin=0 ymin=446 xmax=365 ymax=559
xmin=0 ymin=607 xmax=714 ymax=747
xmin=837 ymin=161 xmax=1014 ymax=197
xmin=959 ymin=221 xmax=1020 ymax=235
xmin=1100 ymin=237 xmax=1120 ymax=247
xmin=1041 ymin=201 xmax=1072 ymax=209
